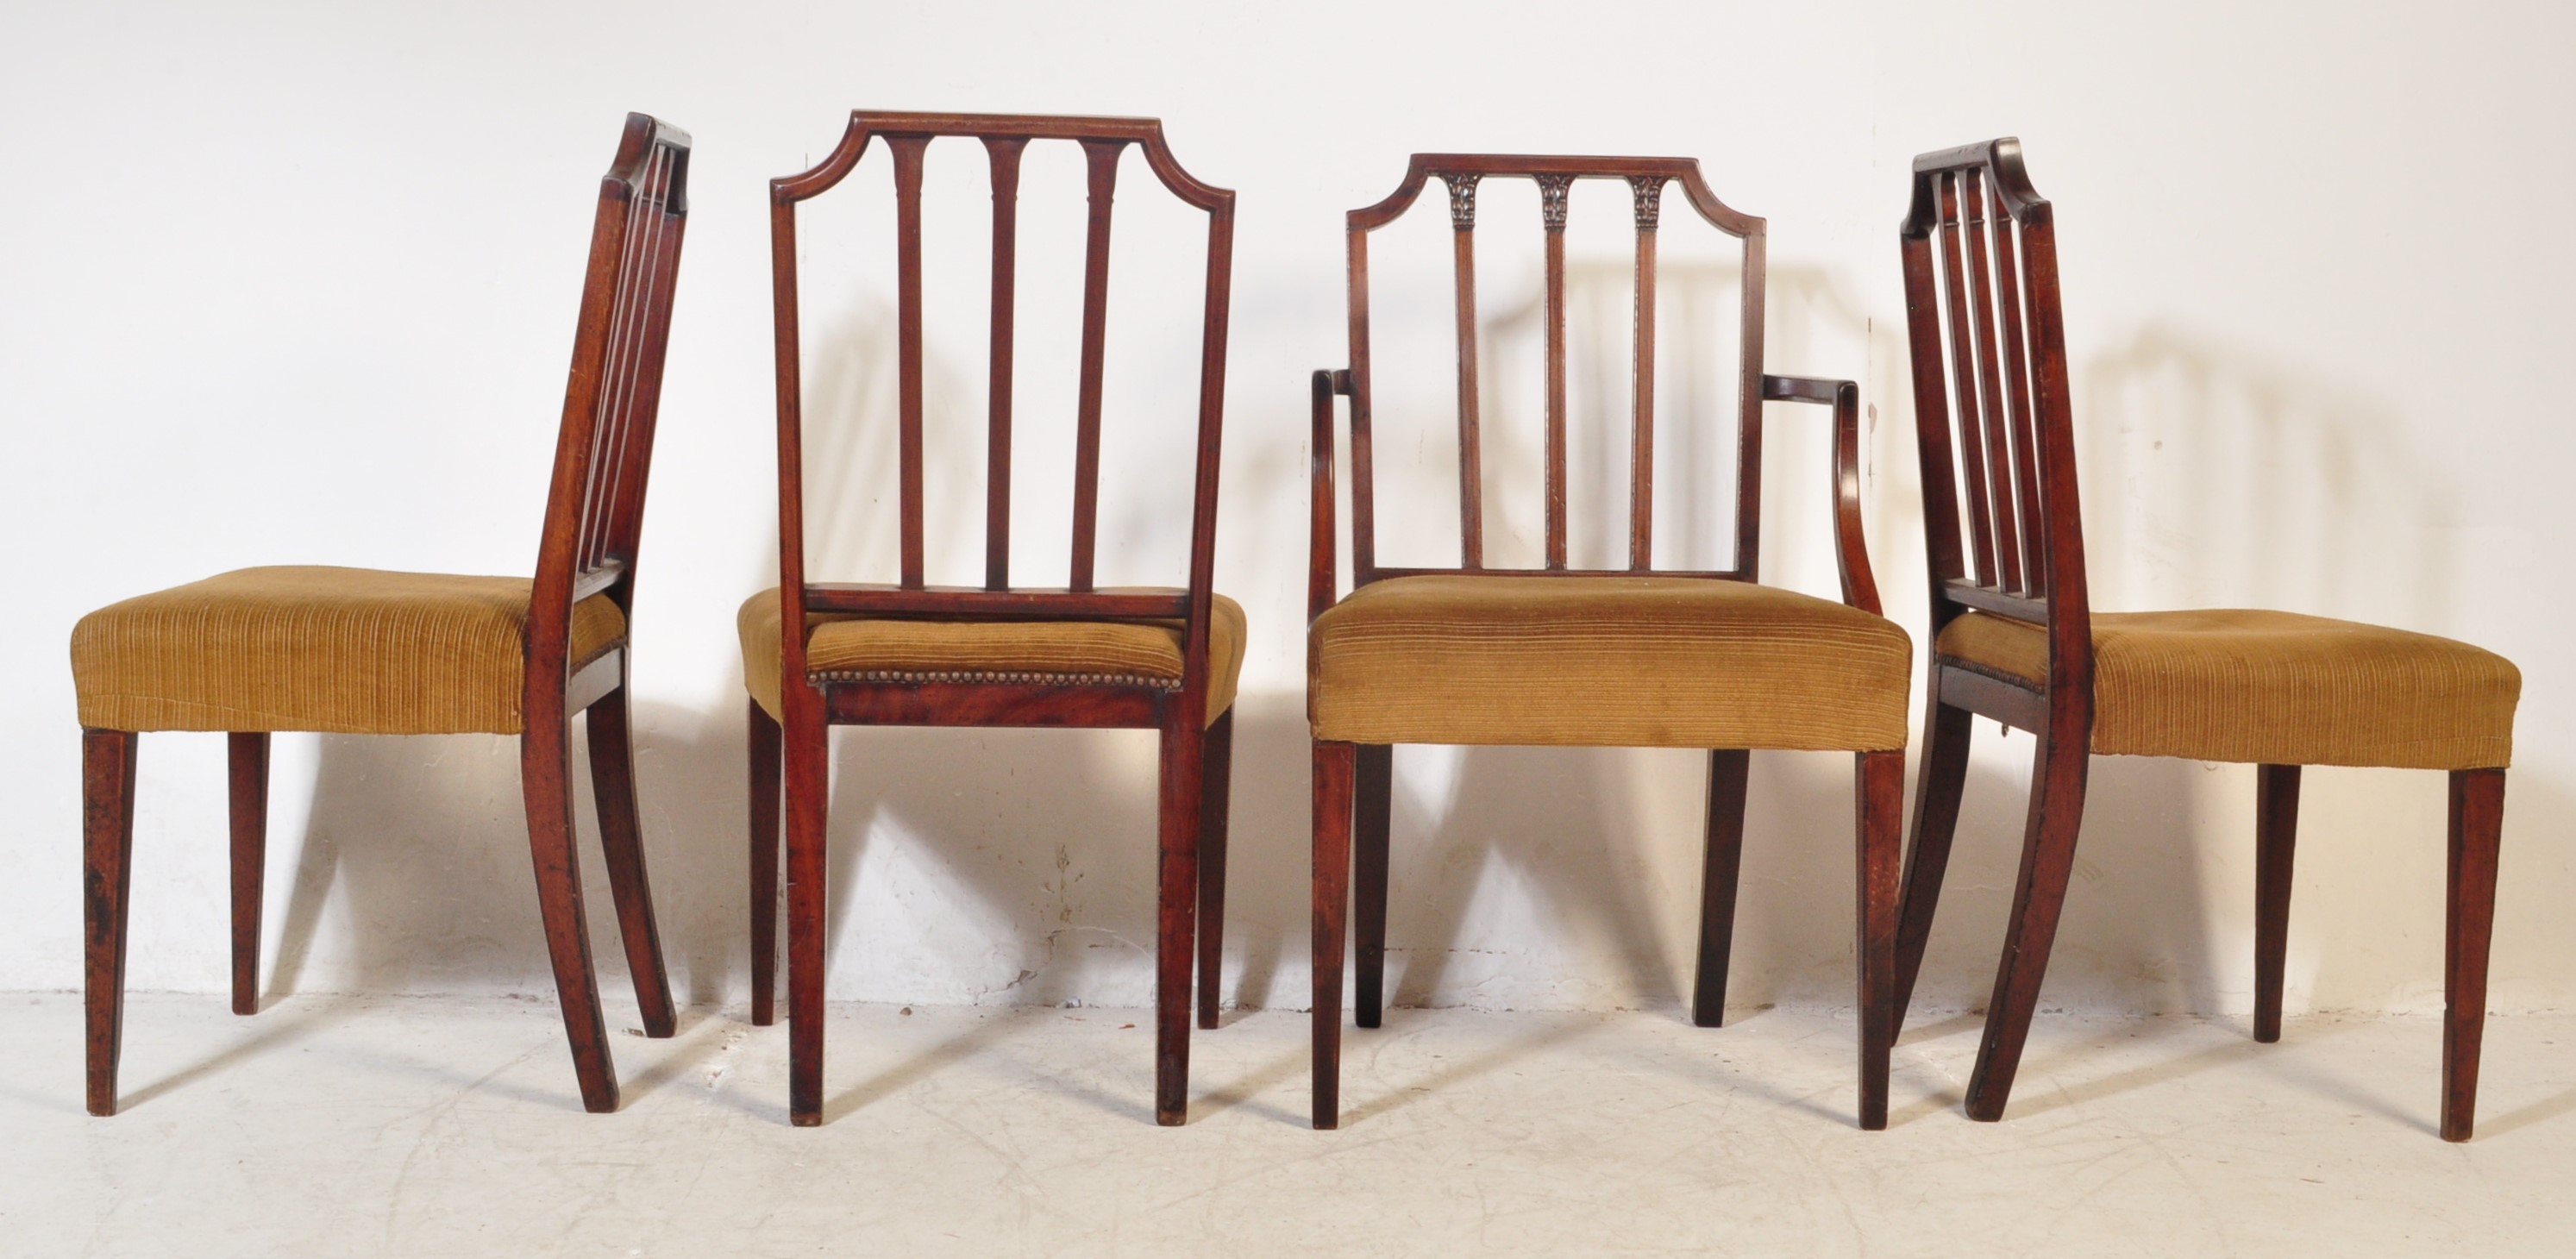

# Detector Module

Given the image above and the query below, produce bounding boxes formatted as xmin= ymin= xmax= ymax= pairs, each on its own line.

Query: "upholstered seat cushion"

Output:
xmin=738 ymin=588 xmax=1247 ymax=727
xmin=1936 ymin=610 xmax=2519 ymax=769
xmin=71 ymin=566 xmax=627 ymax=736
xmin=1307 ymin=574 xmax=1911 ymax=750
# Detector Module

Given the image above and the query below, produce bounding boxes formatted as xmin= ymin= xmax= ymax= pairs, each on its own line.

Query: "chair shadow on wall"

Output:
xmin=1357 ymin=746 xmax=1848 ymax=1128
xmin=250 ymin=698 xmax=752 ymax=1112
xmin=788 ymin=701 xmax=1328 ymax=1128
xmin=2075 ymin=323 xmax=2454 ymax=1044
xmin=1376 ymin=746 xmax=1671 ymax=1012
xmin=1881 ymin=747 xmax=2223 ymax=1124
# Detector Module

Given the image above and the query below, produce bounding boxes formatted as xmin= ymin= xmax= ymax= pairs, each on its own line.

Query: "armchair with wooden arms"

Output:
xmin=1305 ymin=153 xmax=1911 ymax=1131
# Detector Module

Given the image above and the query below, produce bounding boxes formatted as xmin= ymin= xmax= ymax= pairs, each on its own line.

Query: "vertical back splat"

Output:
xmin=578 ymin=145 xmax=669 ymax=572
xmin=1628 ymin=175 xmax=1664 ymax=569
xmin=1897 ymin=136 xmax=2083 ymax=626
xmin=1989 ymin=200 xmax=2046 ymax=598
xmin=1336 ymin=155 xmax=1766 ymax=586
xmin=1443 ymin=172 xmax=1485 ymax=568
xmin=1069 ymin=139 xmax=1125 ymax=592
xmin=1959 ymin=170 xmax=2024 ymax=592
xmin=889 ymin=135 xmax=931 ymax=590
xmin=1538 ymin=174 xmax=1570 ymax=569
xmin=569 ymin=135 xmax=689 ymax=586
xmin=1934 ymin=172 xmax=1998 ymax=586
xmin=983 ymin=137 xmax=1028 ymax=591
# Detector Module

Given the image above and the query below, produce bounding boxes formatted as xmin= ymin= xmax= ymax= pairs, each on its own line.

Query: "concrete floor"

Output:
xmin=3 ymin=994 xmax=2571 ymax=1256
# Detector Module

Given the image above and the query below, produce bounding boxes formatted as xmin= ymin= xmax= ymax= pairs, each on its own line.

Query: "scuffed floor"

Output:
xmin=3 ymin=993 xmax=2570 ymax=1256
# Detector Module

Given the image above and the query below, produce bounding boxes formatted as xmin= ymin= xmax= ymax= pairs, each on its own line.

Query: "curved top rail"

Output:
xmin=1903 ymin=136 xmax=2046 ymax=234
xmin=1347 ymin=152 xmax=1759 ymax=237
xmin=771 ymin=110 xmax=1232 ymax=211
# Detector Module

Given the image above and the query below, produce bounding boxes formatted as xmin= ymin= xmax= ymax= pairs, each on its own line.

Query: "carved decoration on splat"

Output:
xmin=1535 ymin=174 xmax=1571 ymax=230
xmin=1442 ymin=173 xmax=1482 ymax=229
xmin=1629 ymin=175 xmax=1665 ymax=230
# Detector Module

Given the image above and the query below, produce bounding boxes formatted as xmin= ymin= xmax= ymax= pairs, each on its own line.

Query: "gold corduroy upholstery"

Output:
xmin=72 ymin=567 xmax=627 ymax=736
xmin=1307 ymin=574 xmax=1912 ymax=750
xmin=738 ymin=587 xmax=1247 ymax=727
xmin=1936 ymin=610 xmax=2519 ymax=769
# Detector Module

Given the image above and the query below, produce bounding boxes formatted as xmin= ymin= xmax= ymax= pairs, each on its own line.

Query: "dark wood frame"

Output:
xmin=81 ymin=112 xmax=691 ymax=1116
xmin=748 ymin=111 xmax=1236 ymax=1128
xmin=1307 ymin=153 xmax=1902 ymax=1131
xmin=1890 ymin=137 xmax=2510 ymax=1140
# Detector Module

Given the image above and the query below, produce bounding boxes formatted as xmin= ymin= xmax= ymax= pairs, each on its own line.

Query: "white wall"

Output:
xmin=3 ymin=0 xmax=2569 ymax=1021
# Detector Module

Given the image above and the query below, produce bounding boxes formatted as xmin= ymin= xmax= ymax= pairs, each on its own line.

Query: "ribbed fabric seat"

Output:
xmin=736 ymin=586 xmax=1247 ymax=727
xmin=1937 ymin=609 xmax=2519 ymax=769
xmin=1308 ymin=573 xmax=1911 ymax=750
xmin=71 ymin=566 xmax=628 ymax=736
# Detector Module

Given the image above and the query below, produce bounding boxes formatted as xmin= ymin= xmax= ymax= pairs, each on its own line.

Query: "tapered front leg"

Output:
xmin=1351 ymin=743 xmax=1392 ymax=1028
xmin=1311 ymin=740 xmax=1357 ymax=1130
xmin=2253 ymin=764 xmax=2301 ymax=1043
xmin=2443 ymin=767 xmax=2505 ymax=1142
xmin=1964 ymin=726 xmax=2090 ymax=1122
xmin=228 ymin=732 xmax=269 ymax=1017
xmin=1195 ymin=710 xmax=1235 ymax=1030
xmin=1154 ymin=713 xmax=1206 ymax=1125
xmin=84 ymin=729 xmax=140 ymax=1118
xmin=784 ymin=703 xmax=830 ymax=1126
xmin=1692 ymin=749 xmax=1751 ymax=1028
xmin=586 ymin=673 xmax=676 ymax=1038
xmin=748 ymin=698 xmax=783 ymax=1027
xmin=520 ymin=708 xmax=618 ymax=1113
xmin=1855 ymin=749 xmax=1904 ymax=1130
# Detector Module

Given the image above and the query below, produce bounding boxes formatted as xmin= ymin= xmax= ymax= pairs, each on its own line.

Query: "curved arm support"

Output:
xmin=1761 ymin=373 xmax=1881 ymax=616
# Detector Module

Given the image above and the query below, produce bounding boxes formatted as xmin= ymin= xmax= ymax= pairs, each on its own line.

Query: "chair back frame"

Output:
xmin=1339 ymin=154 xmax=1765 ymax=588
xmin=1897 ymin=137 xmax=2092 ymax=707
xmin=1303 ymin=153 xmax=1896 ymax=1137
xmin=530 ymin=111 xmax=692 ymax=709
xmin=767 ymin=111 xmax=1236 ymax=732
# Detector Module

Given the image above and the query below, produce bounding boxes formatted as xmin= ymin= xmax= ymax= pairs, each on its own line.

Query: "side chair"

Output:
xmin=68 ymin=112 xmax=692 ymax=1115
xmin=1890 ymin=137 xmax=2520 ymax=1140
xmin=743 ymin=111 xmax=1243 ymax=1128
xmin=1307 ymin=153 xmax=1913 ymax=1130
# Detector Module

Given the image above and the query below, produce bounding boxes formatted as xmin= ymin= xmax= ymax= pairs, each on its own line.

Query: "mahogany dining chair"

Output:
xmin=69 ymin=112 xmax=693 ymax=1115
xmin=1306 ymin=153 xmax=1911 ymax=1130
xmin=1889 ymin=137 xmax=2520 ymax=1140
xmin=742 ymin=111 xmax=1244 ymax=1127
